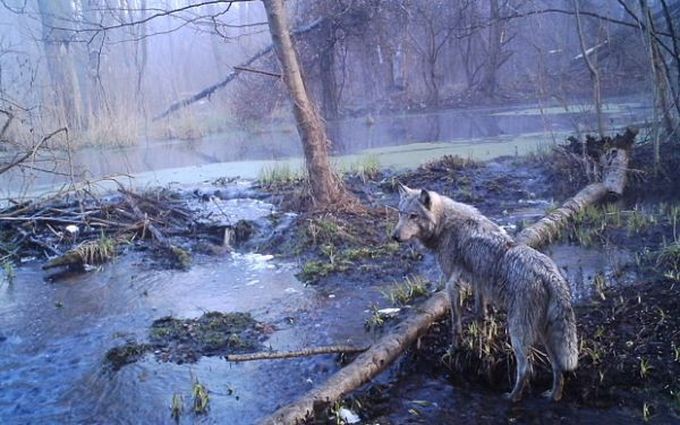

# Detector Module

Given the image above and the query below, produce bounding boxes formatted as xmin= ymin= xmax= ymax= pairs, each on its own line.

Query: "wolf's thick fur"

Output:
xmin=391 ymin=184 xmax=578 ymax=401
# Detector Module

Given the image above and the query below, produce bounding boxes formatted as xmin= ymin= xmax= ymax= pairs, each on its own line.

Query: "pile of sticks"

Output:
xmin=0 ymin=187 xmax=197 ymax=269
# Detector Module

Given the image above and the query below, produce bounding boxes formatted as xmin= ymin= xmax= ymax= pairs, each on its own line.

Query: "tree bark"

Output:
xmin=262 ymin=0 xmax=343 ymax=207
xmin=259 ymin=136 xmax=634 ymax=425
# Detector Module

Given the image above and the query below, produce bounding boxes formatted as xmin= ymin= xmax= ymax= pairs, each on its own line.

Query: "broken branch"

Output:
xmin=226 ymin=345 xmax=368 ymax=362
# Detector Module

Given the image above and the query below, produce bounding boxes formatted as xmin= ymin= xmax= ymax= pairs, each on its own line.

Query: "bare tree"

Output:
xmin=480 ymin=0 xmax=514 ymax=98
xmin=37 ymin=0 xmax=86 ymax=130
xmin=574 ymin=0 xmax=605 ymax=138
xmin=135 ymin=0 xmax=149 ymax=114
xmin=262 ymin=0 xmax=345 ymax=207
xmin=407 ymin=0 xmax=461 ymax=107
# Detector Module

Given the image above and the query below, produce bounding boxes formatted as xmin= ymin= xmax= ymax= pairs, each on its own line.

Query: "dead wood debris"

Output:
xmin=0 ymin=187 xmax=207 ymax=271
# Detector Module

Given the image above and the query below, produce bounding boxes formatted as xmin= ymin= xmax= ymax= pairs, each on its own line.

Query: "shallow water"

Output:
xmin=0 ymin=189 xmax=646 ymax=424
xmin=499 ymin=200 xmax=638 ymax=301
xmin=0 ymin=195 xmax=378 ymax=424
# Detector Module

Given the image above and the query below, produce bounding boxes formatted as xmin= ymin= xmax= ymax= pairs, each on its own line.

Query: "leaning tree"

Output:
xmin=262 ymin=0 xmax=348 ymax=208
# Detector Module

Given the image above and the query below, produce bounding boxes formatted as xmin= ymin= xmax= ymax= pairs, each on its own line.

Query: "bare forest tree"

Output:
xmin=262 ymin=0 xmax=346 ymax=207
xmin=37 ymin=0 xmax=86 ymax=130
xmin=407 ymin=0 xmax=464 ymax=107
xmin=480 ymin=0 xmax=514 ymax=98
xmin=574 ymin=0 xmax=605 ymax=137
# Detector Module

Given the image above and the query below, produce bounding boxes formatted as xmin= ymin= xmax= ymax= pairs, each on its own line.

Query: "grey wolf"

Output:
xmin=391 ymin=183 xmax=578 ymax=402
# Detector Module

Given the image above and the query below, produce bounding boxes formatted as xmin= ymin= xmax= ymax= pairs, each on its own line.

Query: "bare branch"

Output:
xmin=0 ymin=127 xmax=67 ymax=176
xmin=232 ymin=66 xmax=281 ymax=78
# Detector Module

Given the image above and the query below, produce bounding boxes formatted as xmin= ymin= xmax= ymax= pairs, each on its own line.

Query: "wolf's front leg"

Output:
xmin=445 ymin=273 xmax=463 ymax=349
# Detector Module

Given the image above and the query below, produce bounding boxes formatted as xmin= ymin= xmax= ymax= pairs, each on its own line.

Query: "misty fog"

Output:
xmin=0 ymin=0 xmax=668 ymax=198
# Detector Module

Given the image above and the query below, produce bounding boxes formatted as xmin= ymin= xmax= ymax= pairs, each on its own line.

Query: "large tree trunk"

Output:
xmin=262 ymin=0 xmax=343 ymax=207
xmin=259 ymin=134 xmax=634 ymax=425
xmin=37 ymin=0 xmax=86 ymax=130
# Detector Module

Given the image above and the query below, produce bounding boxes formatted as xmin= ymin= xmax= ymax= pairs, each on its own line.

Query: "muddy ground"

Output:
xmin=254 ymin=138 xmax=680 ymax=424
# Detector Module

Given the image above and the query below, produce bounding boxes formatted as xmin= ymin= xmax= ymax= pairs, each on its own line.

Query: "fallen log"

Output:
xmin=516 ymin=127 xmax=636 ymax=247
xmin=259 ymin=130 xmax=635 ymax=425
xmin=42 ymin=250 xmax=87 ymax=269
xmin=226 ymin=345 xmax=368 ymax=362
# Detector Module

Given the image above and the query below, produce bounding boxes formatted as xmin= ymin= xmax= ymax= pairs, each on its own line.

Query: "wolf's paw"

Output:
xmin=542 ymin=389 xmax=562 ymax=402
xmin=503 ymin=392 xmax=522 ymax=403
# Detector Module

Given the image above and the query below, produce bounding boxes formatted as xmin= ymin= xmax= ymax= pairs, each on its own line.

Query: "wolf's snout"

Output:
xmin=391 ymin=231 xmax=401 ymax=242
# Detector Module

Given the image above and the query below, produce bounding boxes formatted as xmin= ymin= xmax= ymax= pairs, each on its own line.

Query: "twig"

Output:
xmin=0 ymin=109 xmax=14 ymax=140
xmin=226 ymin=345 xmax=369 ymax=362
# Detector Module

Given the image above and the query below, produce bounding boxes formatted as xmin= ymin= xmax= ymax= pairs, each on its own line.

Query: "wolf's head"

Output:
xmin=391 ymin=182 xmax=439 ymax=243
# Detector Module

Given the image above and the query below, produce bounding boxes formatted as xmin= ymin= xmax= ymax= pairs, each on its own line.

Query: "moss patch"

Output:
xmin=105 ymin=311 xmax=264 ymax=369
xmin=105 ymin=342 xmax=153 ymax=371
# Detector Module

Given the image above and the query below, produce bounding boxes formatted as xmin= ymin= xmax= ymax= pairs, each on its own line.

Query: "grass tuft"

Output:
xmin=73 ymin=234 xmax=117 ymax=265
xmin=259 ymin=163 xmax=303 ymax=187
xmin=171 ymin=393 xmax=183 ymax=421
xmin=383 ymin=275 xmax=429 ymax=306
xmin=192 ymin=379 xmax=209 ymax=414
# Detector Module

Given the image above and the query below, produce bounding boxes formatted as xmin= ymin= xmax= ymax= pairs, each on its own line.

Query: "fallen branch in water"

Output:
xmin=258 ymin=129 xmax=636 ymax=425
xmin=226 ymin=345 xmax=369 ymax=362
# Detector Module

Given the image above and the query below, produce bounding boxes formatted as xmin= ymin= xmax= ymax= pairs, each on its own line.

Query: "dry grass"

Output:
xmin=73 ymin=234 xmax=117 ymax=265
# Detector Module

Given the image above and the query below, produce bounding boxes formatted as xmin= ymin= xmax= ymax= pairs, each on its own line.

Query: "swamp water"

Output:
xmin=0 ymin=186 xmax=646 ymax=424
xmin=0 ymin=193 xmax=382 ymax=424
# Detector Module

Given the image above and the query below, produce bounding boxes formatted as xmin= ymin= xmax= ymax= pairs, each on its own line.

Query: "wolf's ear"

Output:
xmin=419 ymin=189 xmax=431 ymax=209
xmin=397 ymin=181 xmax=410 ymax=197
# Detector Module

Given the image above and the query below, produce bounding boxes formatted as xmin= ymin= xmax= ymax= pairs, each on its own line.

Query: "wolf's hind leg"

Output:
xmin=445 ymin=275 xmax=463 ymax=349
xmin=505 ymin=329 xmax=532 ymax=402
xmin=542 ymin=339 xmax=565 ymax=401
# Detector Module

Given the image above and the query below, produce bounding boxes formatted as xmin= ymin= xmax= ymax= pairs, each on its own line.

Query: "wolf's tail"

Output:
xmin=544 ymin=271 xmax=579 ymax=371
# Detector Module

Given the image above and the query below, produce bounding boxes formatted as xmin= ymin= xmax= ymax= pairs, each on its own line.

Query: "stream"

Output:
xmin=0 ymin=193 xmax=379 ymax=424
